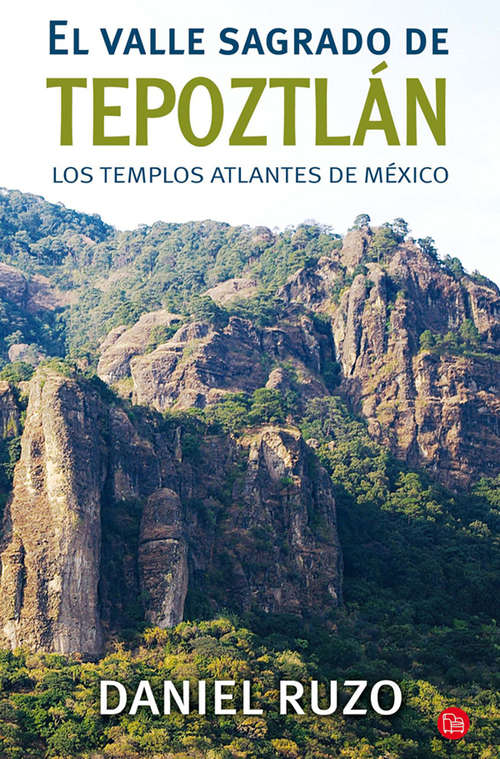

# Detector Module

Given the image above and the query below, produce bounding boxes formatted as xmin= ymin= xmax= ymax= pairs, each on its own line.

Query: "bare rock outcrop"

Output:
xmin=97 ymin=309 xmax=183 ymax=384
xmin=0 ymin=372 xmax=106 ymax=657
xmin=0 ymin=370 xmax=343 ymax=656
xmin=330 ymin=242 xmax=500 ymax=486
xmin=0 ymin=263 xmax=27 ymax=305
xmin=128 ymin=315 xmax=333 ymax=411
xmin=0 ymin=262 xmax=70 ymax=313
xmin=203 ymin=277 xmax=258 ymax=304
xmin=7 ymin=343 xmax=45 ymax=365
xmin=138 ymin=489 xmax=188 ymax=628
xmin=95 ymin=236 xmax=500 ymax=488
xmin=233 ymin=426 xmax=342 ymax=612
xmin=276 ymin=233 xmax=499 ymax=486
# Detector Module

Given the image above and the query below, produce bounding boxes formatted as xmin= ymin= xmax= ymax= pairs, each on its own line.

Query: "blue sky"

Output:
xmin=0 ymin=0 xmax=498 ymax=281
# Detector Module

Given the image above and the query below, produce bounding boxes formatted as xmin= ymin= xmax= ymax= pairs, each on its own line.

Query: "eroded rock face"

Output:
xmin=340 ymin=228 xmax=371 ymax=269
xmin=410 ymin=353 xmax=499 ymax=483
xmin=0 ymin=262 xmax=69 ymax=313
xmin=97 ymin=309 xmax=183 ymax=385
xmin=2 ymin=223 xmax=497 ymax=657
xmin=0 ymin=381 xmax=22 ymax=439
xmin=330 ymin=244 xmax=500 ymax=487
xmin=0 ymin=371 xmax=342 ymax=656
xmin=232 ymin=427 xmax=342 ymax=613
xmin=95 ymin=236 xmax=499 ymax=488
xmin=130 ymin=318 xmax=265 ymax=409
xmin=203 ymin=277 xmax=258 ymax=304
xmin=133 ymin=424 xmax=342 ymax=621
xmin=275 ymin=235 xmax=500 ymax=486
xmin=7 ymin=343 xmax=45 ymax=365
xmin=138 ymin=489 xmax=188 ymax=628
xmin=128 ymin=315 xmax=333 ymax=411
xmin=0 ymin=263 xmax=27 ymax=305
xmin=147 ymin=425 xmax=342 ymax=618
xmin=278 ymin=257 xmax=342 ymax=310
xmin=0 ymin=373 xmax=107 ymax=657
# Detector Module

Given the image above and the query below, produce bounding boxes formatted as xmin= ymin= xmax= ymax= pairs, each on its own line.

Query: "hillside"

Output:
xmin=0 ymin=190 xmax=498 ymax=758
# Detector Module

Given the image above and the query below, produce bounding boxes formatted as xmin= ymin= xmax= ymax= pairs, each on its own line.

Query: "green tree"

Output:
xmin=248 ymin=388 xmax=285 ymax=425
xmin=190 ymin=296 xmax=229 ymax=329
xmin=442 ymin=254 xmax=464 ymax=278
xmin=392 ymin=217 xmax=409 ymax=242
xmin=443 ymin=330 xmax=460 ymax=351
xmin=417 ymin=236 xmax=438 ymax=259
xmin=0 ymin=361 xmax=34 ymax=382
xmin=371 ymin=224 xmax=398 ymax=262
xmin=419 ymin=330 xmax=435 ymax=351
xmin=206 ymin=393 xmax=250 ymax=434
xmin=353 ymin=213 xmax=371 ymax=229
xmin=459 ymin=318 xmax=480 ymax=348
xmin=146 ymin=322 xmax=182 ymax=352
xmin=46 ymin=721 xmax=89 ymax=755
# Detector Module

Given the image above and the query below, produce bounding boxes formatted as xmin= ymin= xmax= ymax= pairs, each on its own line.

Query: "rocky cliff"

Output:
xmin=2 ymin=195 xmax=498 ymax=491
xmin=95 ymin=232 xmax=500 ymax=487
xmin=0 ymin=370 xmax=341 ymax=655
xmin=0 ymin=192 xmax=499 ymax=660
xmin=0 ymin=372 xmax=107 ymax=657
xmin=98 ymin=313 xmax=333 ymax=411
xmin=279 ymin=232 xmax=500 ymax=486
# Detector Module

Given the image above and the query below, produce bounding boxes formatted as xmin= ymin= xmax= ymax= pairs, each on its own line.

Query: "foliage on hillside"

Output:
xmin=419 ymin=320 xmax=498 ymax=360
xmin=0 ymin=189 xmax=112 ymax=267
xmin=1 ymin=376 xmax=495 ymax=756
xmin=0 ymin=609 xmax=497 ymax=758
xmin=0 ymin=191 xmax=499 ymax=757
xmin=1 ymin=190 xmax=497 ymax=366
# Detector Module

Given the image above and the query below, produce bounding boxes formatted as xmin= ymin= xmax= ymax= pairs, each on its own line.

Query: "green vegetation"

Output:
xmin=0 ymin=189 xmax=112 ymax=256
xmin=441 ymin=255 xmax=464 ymax=278
xmin=0 ymin=435 xmax=22 ymax=514
xmin=190 ymin=295 xmax=229 ymax=330
xmin=0 ymin=190 xmax=499 ymax=757
xmin=165 ymin=390 xmax=499 ymax=759
xmin=392 ymin=218 xmax=410 ymax=242
xmin=364 ymin=218 xmax=410 ymax=263
xmin=58 ymin=219 xmax=340 ymax=361
xmin=419 ymin=320 xmax=494 ymax=358
xmin=417 ymin=237 xmax=437 ymax=259
xmin=299 ymin=397 xmax=499 ymax=621
xmin=0 ymin=612 xmax=498 ymax=759
xmin=351 ymin=213 xmax=371 ymax=229
xmin=0 ymin=203 xmax=343 ymax=363
xmin=206 ymin=388 xmax=291 ymax=435
xmin=370 ymin=225 xmax=398 ymax=262
xmin=146 ymin=323 xmax=183 ymax=353
xmin=225 ymin=293 xmax=285 ymax=328
xmin=0 ymin=362 xmax=34 ymax=383
xmin=0 ymin=298 xmax=65 ymax=368
xmin=0 ymin=190 xmax=495 ymax=367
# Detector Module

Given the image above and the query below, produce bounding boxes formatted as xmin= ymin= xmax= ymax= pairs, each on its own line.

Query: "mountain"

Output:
xmin=0 ymin=190 xmax=498 ymax=758
xmin=0 ymin=368 xmax=341 ymax=657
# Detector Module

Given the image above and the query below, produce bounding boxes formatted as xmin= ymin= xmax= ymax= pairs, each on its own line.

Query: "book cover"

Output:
xmin=0 ymin=1 xmax=498 ymax=757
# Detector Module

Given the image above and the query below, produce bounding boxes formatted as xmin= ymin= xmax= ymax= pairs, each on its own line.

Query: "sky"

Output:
xmin=0 ymin=0 xmax=499 ymax=282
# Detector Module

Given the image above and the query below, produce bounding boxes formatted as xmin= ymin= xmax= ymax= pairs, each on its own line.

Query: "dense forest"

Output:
xmin=1 ymin=189 xmax=495 ymax=367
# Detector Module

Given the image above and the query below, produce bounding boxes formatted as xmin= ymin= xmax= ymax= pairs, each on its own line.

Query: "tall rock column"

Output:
xmin=0 ymin=371 xmax=106 ymax=657
xmin=138 ymin=488 xmax=188 ymax=628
